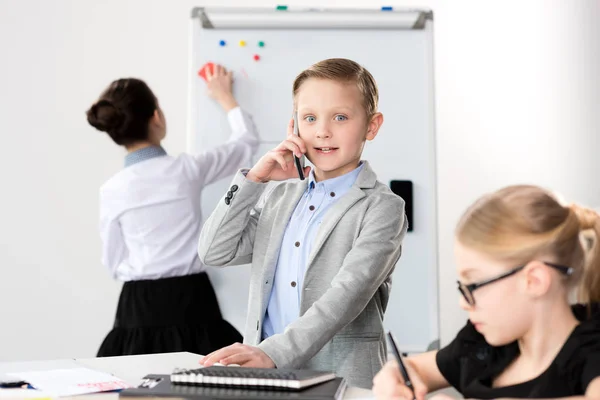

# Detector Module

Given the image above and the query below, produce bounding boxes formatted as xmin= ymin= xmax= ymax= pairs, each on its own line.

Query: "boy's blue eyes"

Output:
xmin=303 ymin=115 xmax=347 ymax=122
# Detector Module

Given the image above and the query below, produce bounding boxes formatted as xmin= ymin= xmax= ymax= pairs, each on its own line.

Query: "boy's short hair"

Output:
xmin=292 ymin=58 xmax=379 ymax=118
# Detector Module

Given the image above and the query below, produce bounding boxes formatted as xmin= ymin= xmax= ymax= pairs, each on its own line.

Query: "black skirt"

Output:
xmin=97 ymin=272 xmax=242 ymax=357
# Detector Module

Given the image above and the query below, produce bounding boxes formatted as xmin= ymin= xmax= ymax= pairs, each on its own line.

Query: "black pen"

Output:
xmin=386 ymin=332 xmax=416 ymax=400
xmin=0 ymin=379 xmax=28 ymax=388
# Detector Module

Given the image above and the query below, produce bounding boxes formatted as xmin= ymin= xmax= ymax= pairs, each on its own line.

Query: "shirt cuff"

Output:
xmin=226 ymin=106 xmax=245 ymax=138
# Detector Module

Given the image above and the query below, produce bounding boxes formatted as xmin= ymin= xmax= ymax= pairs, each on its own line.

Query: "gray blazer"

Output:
xmin=198 ymin=161 xmax=407 ymax=388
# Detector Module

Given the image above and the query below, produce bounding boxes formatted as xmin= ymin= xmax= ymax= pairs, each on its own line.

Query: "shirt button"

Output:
xmin=231 ymin=185 xmax=239 ymax=192
xmin=330 ymin=192 xmax=336 ymax=197
xmin=309 ymin=205 xmax=315 ymax=211
xmin=295 ymin=241 xmax=300 ymax=247
xmin=291 ymin=281 xmax=297 ymax=287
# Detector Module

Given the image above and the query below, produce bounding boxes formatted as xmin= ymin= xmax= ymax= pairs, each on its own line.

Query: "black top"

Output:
xmin=436 ymin=304 xmax=600 ymax=398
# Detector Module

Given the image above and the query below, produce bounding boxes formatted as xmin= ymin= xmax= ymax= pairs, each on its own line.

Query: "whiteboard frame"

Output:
xmin=191 ymin=7 xmax=433 ymax=30
xmin=187 ymin=7 xmax=440 ymax=353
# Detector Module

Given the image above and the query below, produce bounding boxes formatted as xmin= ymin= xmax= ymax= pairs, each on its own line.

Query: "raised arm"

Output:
xmin=197 ymin=171 xmax=268 ymax=267
xmin=191 ymin=64 xmax=259 ymax=185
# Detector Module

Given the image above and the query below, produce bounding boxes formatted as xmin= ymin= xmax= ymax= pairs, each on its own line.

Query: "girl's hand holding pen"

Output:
xmin=373 ymin=359 xmax=428 ymax=400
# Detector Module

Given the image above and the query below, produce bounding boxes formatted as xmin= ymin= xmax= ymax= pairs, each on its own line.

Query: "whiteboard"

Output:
xmin=188 ymin=7 xmax=439 ymax=353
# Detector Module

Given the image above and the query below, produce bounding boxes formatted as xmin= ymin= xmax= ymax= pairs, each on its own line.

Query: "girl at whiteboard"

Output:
xmin=373 ymin=185 xmax=600 ymax=399
xmin=86 ymin=64 xmax=259 ymax=356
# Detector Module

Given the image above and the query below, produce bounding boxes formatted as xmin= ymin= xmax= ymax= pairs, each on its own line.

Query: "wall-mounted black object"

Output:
xmin=390 ymin=180 xmax=413 ymax=232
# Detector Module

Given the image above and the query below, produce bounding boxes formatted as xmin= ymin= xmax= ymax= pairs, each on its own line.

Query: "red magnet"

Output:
xmin=253 ymin=54 xmax=260 ymax=61
xmin=198 ymin=62 xmax=215 ymax=81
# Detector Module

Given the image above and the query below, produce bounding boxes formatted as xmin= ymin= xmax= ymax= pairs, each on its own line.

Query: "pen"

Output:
xmin=0 ymin=379 xmax=28 ymax=388
xmin=386 ymin=332 xmax=415 ymax=400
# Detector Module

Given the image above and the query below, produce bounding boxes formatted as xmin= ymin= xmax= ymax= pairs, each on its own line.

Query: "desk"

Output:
xmin=0 ymin=352 xmax=373 ymax=399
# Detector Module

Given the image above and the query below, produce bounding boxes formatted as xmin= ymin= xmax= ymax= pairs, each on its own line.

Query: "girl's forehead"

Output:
xmin=455 ymin=242 xmax=509 ymax=278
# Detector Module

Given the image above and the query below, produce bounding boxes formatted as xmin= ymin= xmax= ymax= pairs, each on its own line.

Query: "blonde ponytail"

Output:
xmin=570 ymin=204 xmax=600 ymax=303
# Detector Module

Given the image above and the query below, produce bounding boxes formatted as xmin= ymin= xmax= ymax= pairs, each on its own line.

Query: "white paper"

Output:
xmin=8 ymin=367 xmax=131 ymax=397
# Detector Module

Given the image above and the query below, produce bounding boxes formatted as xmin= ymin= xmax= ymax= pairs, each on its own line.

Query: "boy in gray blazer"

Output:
xmin=198 ymin=58 xmax=408 ymax=389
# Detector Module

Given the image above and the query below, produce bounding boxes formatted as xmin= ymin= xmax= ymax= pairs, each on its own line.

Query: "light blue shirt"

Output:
xmin=124 ymin=145 xmax=167 ymax=167
xmin=262 ymin=163 xmax=364 ymax=339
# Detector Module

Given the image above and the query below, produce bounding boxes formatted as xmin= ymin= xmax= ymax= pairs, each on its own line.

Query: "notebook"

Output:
xmin=119 ymin=374 xmax=347 ymax=400
xmin=170 ymin=366 xmax=335 ymax=390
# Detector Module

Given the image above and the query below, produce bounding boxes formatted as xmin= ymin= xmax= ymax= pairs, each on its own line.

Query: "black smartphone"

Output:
xmin=292 ymin=111 xmax=305 ymax=180
xmin=389 ymin=180 xmax=413 ymax=232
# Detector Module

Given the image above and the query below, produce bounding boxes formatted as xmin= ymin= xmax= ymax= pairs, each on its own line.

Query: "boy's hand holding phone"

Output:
xmin=246 ymin=118 xmax=311 ymax=183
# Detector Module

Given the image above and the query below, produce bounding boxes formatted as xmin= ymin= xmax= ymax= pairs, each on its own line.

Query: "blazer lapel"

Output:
xmin=306 ymin=187 xmax=366 ymax=269
xmin=259 ymin=181 xmax=308 ymax=312
xmin=305 ymin=161 xmax=378 ymax=268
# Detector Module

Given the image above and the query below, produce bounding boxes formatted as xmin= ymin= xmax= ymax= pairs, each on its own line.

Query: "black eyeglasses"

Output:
xmin=457 ymin=261 xmax=574 ymax=306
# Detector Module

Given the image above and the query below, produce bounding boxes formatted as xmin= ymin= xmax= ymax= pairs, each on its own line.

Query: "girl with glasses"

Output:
xmin=373 ymin=185 xmax=600 ymax=399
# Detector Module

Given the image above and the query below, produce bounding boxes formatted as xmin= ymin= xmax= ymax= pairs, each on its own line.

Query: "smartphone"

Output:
xmin=292 ymin=111 xmax=305 ymax=180
xmin=389 ymin=180 xmax=414 ymax=232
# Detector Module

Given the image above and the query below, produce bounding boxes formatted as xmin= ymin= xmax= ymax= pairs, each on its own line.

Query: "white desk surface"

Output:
xmin=0 ymin=352 xmax=374 ymax=399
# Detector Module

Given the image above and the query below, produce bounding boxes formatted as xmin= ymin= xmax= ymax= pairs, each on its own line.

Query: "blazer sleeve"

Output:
xmin=258 ymin=194 xmax=407 ymax=368
xmin=197 ymin=170 xmax=270 ymax=267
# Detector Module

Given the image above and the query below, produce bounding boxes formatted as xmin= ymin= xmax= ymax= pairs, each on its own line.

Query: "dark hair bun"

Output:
xmin=86 ymin=78 xmax=157 ymax=146
xmin=86 ymin=99 xmax=125 ymax=134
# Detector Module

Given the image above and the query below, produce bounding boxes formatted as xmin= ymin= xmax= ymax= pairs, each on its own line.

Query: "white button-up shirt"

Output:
xmin=99 ymin=107 xmax=259 ymax=281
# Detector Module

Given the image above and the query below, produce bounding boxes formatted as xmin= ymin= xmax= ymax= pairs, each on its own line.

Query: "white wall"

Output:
xmin=0 ymin=0 xmax=598 ymax=362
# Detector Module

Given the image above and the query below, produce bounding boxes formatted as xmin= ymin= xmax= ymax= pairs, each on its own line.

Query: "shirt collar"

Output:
xmin=307 ymin=162 xmax=364 ymax=193
xmin=124 ymin=146 xmax=167 ymax=167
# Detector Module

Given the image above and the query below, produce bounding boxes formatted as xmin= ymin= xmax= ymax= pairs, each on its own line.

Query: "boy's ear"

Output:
xmin=366 ymin=112 xmax=384 ymax=141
